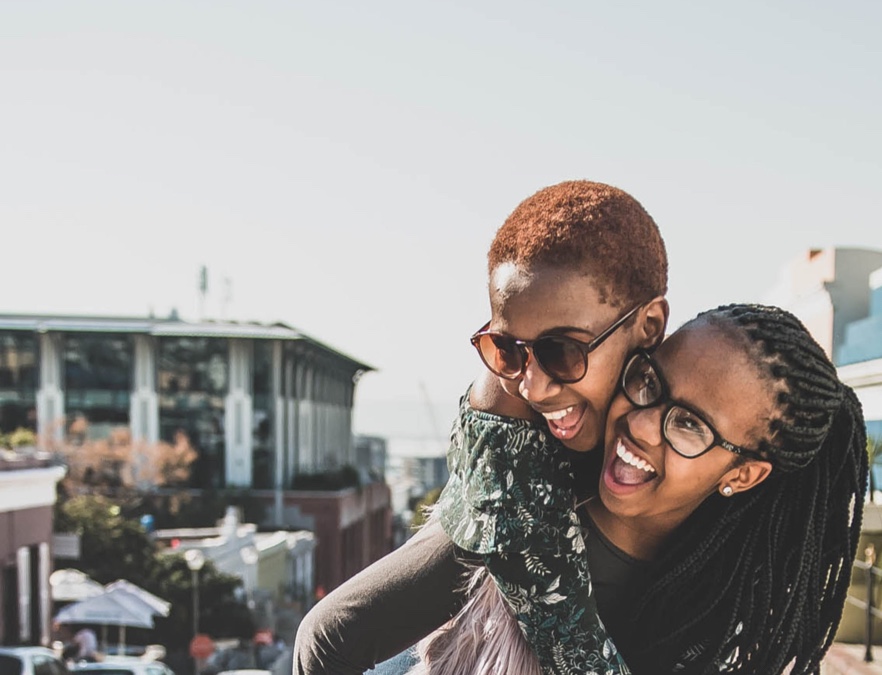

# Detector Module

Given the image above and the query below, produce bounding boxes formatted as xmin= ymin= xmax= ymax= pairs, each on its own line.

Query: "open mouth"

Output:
xmin=610 ymin=439 xmax=657 ymax=485
xmin=540 ymin=403 xmax=587 ymax=440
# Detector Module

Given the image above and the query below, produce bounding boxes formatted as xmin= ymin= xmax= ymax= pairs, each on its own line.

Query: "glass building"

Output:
xmin=0 ymin=314 xmax=372 ymax=491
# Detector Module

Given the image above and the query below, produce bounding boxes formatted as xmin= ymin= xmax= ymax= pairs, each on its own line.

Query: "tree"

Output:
xmin=55 ymin=494 xmax=158 ymax=587
xmin=869 ymin=435 xmax=882 ymax=503
xmin=55 ymin=423 xmax=197 ymax=494
xmin=54 ymin=494 xmax=250 ymax=649
xmin=410 ymin=487 xmax=443 ymax=529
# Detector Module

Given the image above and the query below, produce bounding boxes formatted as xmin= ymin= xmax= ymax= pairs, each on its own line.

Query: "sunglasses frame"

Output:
xmin=621 ymin=350 xmax=766 ymax=461
xmin=470 ymin=303 xmax=644 ymax=384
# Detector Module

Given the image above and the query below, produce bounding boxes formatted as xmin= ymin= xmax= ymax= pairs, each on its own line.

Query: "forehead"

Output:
xmin=489 ymin=262 xmax=620 ymax=330
xmin=656 ymin=323 xmax=774 ymax=443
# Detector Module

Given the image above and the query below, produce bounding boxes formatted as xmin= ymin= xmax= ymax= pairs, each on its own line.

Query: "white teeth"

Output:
xmin=615 ymin=440 xmax=656 ymax=473
xmin=542 ymin=405 xmax=574 ymax=421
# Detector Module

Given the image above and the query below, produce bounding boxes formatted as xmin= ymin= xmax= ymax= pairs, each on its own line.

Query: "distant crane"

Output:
xmin=418 ymin=379 xmax=444 ymax=448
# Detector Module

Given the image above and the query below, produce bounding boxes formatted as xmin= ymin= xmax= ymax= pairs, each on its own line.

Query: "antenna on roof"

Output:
xmin=198 ymin=265 xmax=208 ymax=320
xmin=221 ymin=276 xmax=232 ymax=320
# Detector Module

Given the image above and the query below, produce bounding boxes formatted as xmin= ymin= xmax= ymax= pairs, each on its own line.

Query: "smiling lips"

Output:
xmin=611 ymin=439 xmax=657 ymax=485
xmin=540 ymin=404 xmax=585 ymax=439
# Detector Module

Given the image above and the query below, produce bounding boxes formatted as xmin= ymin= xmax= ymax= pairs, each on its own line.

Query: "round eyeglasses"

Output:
xmin=470 ymin=304 xmax=643 ymax=385
xmin=620 ymin=351 xmax=766 ymax=461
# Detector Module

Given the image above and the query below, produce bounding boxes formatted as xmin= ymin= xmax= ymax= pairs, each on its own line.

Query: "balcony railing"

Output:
xmin=845 ymin=543 xmax=882 ymax=662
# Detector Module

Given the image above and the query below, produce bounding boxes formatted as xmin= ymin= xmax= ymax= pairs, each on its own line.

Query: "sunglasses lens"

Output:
xmin=533 ymin=337 xmax=586 ymax=382
xmin=477 ymin=334 xmax=524 ymax=378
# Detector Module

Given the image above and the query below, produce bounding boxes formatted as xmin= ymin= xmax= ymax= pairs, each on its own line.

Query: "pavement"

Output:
xmin=822 ymin=643 xmax=882 ymax=674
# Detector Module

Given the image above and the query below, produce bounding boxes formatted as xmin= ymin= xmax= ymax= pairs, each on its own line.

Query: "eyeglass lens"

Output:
xmin=622 ymin=354 xmax=715 ymax=457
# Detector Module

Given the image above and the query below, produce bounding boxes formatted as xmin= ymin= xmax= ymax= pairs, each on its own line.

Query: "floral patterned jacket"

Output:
xmin=436 ymin=388 xmax=631 ymax=675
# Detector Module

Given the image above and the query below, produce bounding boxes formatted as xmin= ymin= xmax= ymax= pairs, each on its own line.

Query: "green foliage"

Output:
xmin=0 ymin=426 xmax=37 ymax=449
xmin=148 ymin=553 xmax=251 ymax=649
xmin=410 ymin=487 xmax=443 ymax=529
xmin=868 ymin=436 xmax=882 ymax=502
xmin=54 ymin=494 xmax=250 ymax=648
xmin=55 ymin=495 xmax=157 ymax=586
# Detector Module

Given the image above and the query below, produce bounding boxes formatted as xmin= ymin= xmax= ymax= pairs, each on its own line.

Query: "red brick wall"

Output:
xmin=281 ymin=482 xmax=392 ymax=593
xmin=0 ymin=505 xmax=53 ymax=645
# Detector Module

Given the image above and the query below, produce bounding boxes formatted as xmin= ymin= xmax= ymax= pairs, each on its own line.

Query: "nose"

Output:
xmin=626 ymin=405 xmax=665 ymax=447
xmin=518 ymin=348 xmax=562 ymax=403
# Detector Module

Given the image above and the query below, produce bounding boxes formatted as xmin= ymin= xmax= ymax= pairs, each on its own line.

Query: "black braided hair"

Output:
xmin=623 ymin=304 xmax=869 ymax=675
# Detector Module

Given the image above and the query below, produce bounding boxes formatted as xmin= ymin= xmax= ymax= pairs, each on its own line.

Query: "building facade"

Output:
xmin=763 ymin=247 xmax=882 ymax=444
xmin=154 ymin=506 xmax=317 ymax=634
xmin=0 ymin=313 xmax=393 ymax=594
xmin=0 ymin=454 xmax=65 ymax=645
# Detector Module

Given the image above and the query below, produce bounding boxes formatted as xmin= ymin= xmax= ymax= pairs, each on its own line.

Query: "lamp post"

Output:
xmin=184 ymin=549 xmax=206 ymax=637
xmin=239 ymin=546 xmax=259 ymax=612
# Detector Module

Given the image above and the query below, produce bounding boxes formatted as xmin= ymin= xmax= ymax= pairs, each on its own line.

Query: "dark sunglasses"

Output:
xmin=470 ymin=303 xmax=644 ymax=384
xmin=621 ymin=351 xmax=766 ymax=461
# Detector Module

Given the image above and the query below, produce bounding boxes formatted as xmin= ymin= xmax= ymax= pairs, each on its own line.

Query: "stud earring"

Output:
xmin=722 ymin=485 xmax=734 ymax=497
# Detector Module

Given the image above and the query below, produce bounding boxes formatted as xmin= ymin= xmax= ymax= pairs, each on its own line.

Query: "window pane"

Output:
xmin=0 ymin=331 xmax=38 ymax=434
xmin=252 ymin=340 xmax=274 ymax=488
xmin=158 ymin=337 xmax=228 ymax=488
xmin=64 ymin=333 xmax=133 ymax=436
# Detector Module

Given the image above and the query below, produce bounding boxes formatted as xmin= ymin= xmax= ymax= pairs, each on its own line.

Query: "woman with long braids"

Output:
xmin=413 ymin=303 xmax=868 ymax=674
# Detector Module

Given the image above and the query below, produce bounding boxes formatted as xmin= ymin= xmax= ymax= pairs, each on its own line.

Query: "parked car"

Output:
xmin=0 ymin=647 xmax=69 ymax=675
xmin=68 ymin=658 xmax=174 ymax=675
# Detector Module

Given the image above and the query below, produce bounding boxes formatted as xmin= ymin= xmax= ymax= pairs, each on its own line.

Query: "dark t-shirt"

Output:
xmin=581 ymin=504 xmax=650 ymax=642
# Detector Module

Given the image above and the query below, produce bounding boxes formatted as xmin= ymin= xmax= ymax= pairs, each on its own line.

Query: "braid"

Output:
xmin=624 ymin=304 xmax=869 ymax=674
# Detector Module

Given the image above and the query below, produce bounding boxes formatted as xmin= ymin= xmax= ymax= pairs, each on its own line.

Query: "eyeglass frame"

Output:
xmin=470 ymin=303 xmax=645 ymax=385
xmin=620 ymin=350 xmax=767 ymax=461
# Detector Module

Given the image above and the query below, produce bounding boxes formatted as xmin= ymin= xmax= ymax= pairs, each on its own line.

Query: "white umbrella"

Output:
xmin=50 ymin=569 xmax=104 ymax=602
xmin=54 ymin=589 xmax=156 ymax=652
xmin=104 ymin=580 xmax=171 ymax=618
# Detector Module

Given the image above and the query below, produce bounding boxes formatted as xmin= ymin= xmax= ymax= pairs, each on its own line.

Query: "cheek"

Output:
xmin=604 ymin=393 xmax=631 ymax=437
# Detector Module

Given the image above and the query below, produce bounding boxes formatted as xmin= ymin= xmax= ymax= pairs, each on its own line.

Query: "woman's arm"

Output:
xmin=435 ymin=380 xmax=630 ymax=674
xmin=292 ymin=520 xmax=474 ymax=675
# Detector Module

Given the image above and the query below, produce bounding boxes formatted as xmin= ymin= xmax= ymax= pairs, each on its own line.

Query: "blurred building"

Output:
xmin=155 ymin=506 xmax=316 ymax=635
xmin=353 ymin=434 xmax=387 ymax=482
xmin=764 ymin=246 xmax=882 ymax=442
xmin=0 ymin=452 xmax=65 ymax=645
xmin=0 ymin=313 xmax=393 ymax=593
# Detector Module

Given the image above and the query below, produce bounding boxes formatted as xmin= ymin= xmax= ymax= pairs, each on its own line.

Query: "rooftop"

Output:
xmin=0 ymin=312 xmax=374 ymax=372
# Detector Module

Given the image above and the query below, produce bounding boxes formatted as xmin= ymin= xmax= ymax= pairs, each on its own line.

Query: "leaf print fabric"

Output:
xmin=436 ymin=388 xmax=631 ymax=675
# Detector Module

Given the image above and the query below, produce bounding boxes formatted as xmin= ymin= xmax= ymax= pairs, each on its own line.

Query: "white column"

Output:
xmin=129 ymin=335 xmax=158 ymax=444
xmin=225 ymin=340 xmax=253 ymax=487
xmin=272 ymin=341 xmax=284 ymax=522
xmin=298 ymin=365 xmax=315 ymax=473
xmin=284 ymin=355 xmax=298 ymax=486
xmin=36 ymin=333 xmax=64 ymax=444
xmin=39 ymin=542 xmax=51 ymax=646
xmin=17 ymin=546 xmax=31 ymax=644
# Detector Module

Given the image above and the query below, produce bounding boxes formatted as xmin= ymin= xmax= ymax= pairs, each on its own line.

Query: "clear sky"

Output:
xmin=2 ymin=1 xmax=880 ymax=448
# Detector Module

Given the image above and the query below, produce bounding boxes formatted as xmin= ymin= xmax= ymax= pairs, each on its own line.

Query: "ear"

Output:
xmin=718 ymin=460 xmax=773 ymax=497
xmin=634 ymin=296 xmax=669 ymax=350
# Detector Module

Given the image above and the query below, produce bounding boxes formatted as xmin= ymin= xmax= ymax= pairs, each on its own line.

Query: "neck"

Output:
xmin=585 ymin=500 xmax=683 ymax=561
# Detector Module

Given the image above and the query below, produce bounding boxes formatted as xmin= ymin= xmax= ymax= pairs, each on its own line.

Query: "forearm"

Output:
xmin=436 ymin=386 xmax=629 ymax=673
xmin=292 ymin=521 xmax=473 ymax=675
